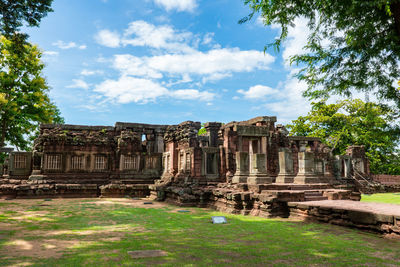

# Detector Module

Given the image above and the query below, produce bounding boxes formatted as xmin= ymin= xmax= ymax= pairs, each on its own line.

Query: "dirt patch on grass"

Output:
xmin=22 ymin=224 xmax=147 ymax=242
xmin=372 ymin=251 xmax=397 ymax=261
xmin=1 ymin=238 xmax=87 ymax=258
xmin=92 ymin=198 xmax=171 ymax=209
xmin=10 ymin=210 xmax=51 ymax=221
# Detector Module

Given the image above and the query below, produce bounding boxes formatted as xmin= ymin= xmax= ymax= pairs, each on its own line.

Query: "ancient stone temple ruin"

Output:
xmin=1 ymin=116 xmax=369 ymax=216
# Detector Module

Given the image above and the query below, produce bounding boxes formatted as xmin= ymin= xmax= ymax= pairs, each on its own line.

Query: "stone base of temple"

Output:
xmin=293 ymin=175 xmax=321 ymax=184
xmin=275 ymin=174 xmax=295 ymax=183
xmin=232 ymin=175 xmax=248 ymax=184
xmin=150 ymin=181 xmax=361 ymax=217
xmin=0 ymin=178 xmax=151 ymax=199
xmin=28 ymin=170 xmax=45 ymax=181
xmin=247 ymin=175 xmax=274 ymax=185
xmin=288 ymin=200 xmax=400 ymax=237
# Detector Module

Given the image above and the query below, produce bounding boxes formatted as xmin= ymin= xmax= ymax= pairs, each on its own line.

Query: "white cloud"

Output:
xmin=282 ymin=17 xmax=310 ymax=67
xmin=121 ymin=20 xmax=195 ymax=53
xmin=263 ymin=70 xmax=311 ymax=123
xmin=256 ymin=16 xmax=266 ymax=26
xmin=43 ymin=51 xmax=59 ymax=56
xmin=147 ymin=48 xmax=274 ymax=76
xmin=94 ymin=76 xmax=168 ymax=104
xmin=93 ymin=76 xmax=215 ymax=104
xmin=237 ymin=85 xmax=279 ymax=99
xmin=42 ymin=51 xmax=59 ymax=62
xmin=52 ymin=40 xmax=87 ymax=50
xmin=250 ymin=17 xmax=312 ymax=124
xmin=155 ymin=15 xmax=170 ymax=23
xmin=66 ymin=79 xmax=90 ymax=90
xmin=202 ymin=32 xmax=214 ymax=45
xmin=113 ymin=54 xmax=163 ymax=79
xmin=153 ymin=0 xmax=197 ymax=12
xmin=170 ymin=89 xmax=215 ymax=101
xmin=88 ymin=21 xmax=277 ymax=107
xmin=80 ymin=69 xmax=104 ymax=76
xmin=95 ymin=29 xmax=120 ymax=48
xmin=112 ymin=48 xmax=274 ymax=81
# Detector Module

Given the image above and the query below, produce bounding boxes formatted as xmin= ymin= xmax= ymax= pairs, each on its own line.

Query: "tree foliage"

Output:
xmin=241 ymin=1 xmax=400 ymax=109
xmin=0 ymin=0 xmax=53 ymax=39
xmin=287 ymin=99 xmax=400 ymax=174
xmin=0 ymin=36 xmax=64 ymax=151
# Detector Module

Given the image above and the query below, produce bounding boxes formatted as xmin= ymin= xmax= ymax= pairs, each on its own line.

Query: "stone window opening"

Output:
xmin=251 ymin=140 xmax=259 ymax=154
xmin=95 ymin=155 xmax=107 ymax=170
xmin=71 ymin=156 xmax=85 ymax=170
xmin=146 ymin=157 xmax=152 ymax=169
xmin=166 ymin=154 xmax=170 ymax=172
xmin=179 ymin=153 xmax=184 ymax=170
xmin=185 ymin=153 xmax=191 ymax=171
xmin=206 ymin=153 xmax=217 ymax=174
xmin=146 ymin=156 xmax=157 ymax=169
xmin=46 ymin=154 xmax=61 ymax=170
xmin=123 ymin=155 xmax=139 ymax=170
xmin=14 ymin=154 xmax=27 ymax=169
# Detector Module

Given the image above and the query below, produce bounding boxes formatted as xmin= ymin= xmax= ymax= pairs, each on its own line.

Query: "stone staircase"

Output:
xmin=304 ymin=190 xmax=328 ymax=201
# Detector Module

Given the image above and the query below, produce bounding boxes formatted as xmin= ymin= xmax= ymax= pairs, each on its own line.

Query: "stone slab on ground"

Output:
xmin=288 ymin=200 xmax=400 ymax=236
xmin=289 ymin=200 xmax=400 ymax=217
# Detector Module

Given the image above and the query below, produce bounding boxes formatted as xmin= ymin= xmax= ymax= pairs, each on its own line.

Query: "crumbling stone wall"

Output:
xmin=1 ymin=116 xmax=371 ymax=200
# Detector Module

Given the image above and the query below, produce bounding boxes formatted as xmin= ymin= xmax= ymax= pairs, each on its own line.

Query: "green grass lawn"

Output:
xmin=0 ymin=198 xmax=399 ymax=267
xmin=361 ymin=193 xmax=400 ymax=204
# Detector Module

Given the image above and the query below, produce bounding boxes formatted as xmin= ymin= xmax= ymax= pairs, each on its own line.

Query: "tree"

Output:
xmin=241 ymin=1 xmax=400 ymax=109
xmin=0 ymin=0 xmax=53 ymax=39
xmin=0 ymin=35 xmax=64 ymax=151
xmin=287 ymin=99 xmax=400 ymax=174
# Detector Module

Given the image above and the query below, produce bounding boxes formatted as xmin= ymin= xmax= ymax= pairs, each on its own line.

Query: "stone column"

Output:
xmin=276 ymin=148 xmax=295 ymax=183
xmin=155 ymin=131 xmax=165 ymax=153
xmin=294 ymin=152 xmax=320 ymax=184
xmin=232 ymin=152 xmax=249 ymax=183
xmin=204 ymin=122 xmax=222 ymax=147
xmin=247 ymin=153 xmax=273 ymax=184
xmin=343 ymin=156 xmax=351 ymax=178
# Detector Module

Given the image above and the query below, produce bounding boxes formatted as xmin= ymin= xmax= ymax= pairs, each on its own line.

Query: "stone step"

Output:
xmin=304 ymin=196 xmax=328 ymax=201
xmin=304 ymin=191 xmax=323 ymax=197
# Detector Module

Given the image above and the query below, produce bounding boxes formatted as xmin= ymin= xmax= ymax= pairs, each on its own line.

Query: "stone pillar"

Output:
xmin=343 ymin=156 xmax=351 ymax=178
xmin=276 ymin=148 xmax=295 ymax=183
xmin=204 ymin=122 xmax=222 ymax=147
xmin=155 ymin=131 xmax=165 ymax=153
xmin=232 ymin=152 xmax=249 ymax=183
xmin=294 ymin=152 xmax=320 ymax=184
xmin=247 ymin=153 xmax=273 ymax=184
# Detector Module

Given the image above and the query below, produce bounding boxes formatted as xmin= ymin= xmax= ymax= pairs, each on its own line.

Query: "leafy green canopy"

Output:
xmin=242 ymin=1 xmax=400 ymax=108
xmin=0 ymin=36 xmax=63 ymax=151
xmin=0 ymin=0 xmax=53 ymax=38
xmin=288 ymin=99 xmax=400 ymax=174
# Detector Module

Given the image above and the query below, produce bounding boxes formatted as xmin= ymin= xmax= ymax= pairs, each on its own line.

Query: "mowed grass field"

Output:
xmin=361 ymin=193 xmax=400 ymax=204
xmin=0 ymin=196 xmax=399 ymax=267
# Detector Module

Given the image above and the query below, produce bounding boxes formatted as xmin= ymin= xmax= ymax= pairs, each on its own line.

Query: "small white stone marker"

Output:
xmin=212 ymin=216 xmax=227 ymax=224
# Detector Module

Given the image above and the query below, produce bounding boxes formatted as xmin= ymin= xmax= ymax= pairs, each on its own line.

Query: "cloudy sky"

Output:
xmin=25 ymin=0 xmax=311 ymax=126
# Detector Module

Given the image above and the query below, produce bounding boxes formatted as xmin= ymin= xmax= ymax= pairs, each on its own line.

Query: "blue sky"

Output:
xmin=24 ymin=0 xmax=311 ymax=126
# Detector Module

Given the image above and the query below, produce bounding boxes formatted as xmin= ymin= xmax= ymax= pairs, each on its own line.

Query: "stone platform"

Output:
xmin=288 ymin=200 xmax=400 ymax=237
xmin=0 ymin=178 xmax=150 ymax=198
xmin=151 ymin=182 xmax=360 ymax=217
